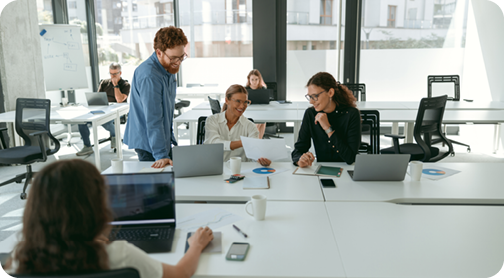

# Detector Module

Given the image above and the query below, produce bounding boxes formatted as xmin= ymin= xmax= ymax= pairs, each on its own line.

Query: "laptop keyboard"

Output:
xmin=111 ymin=228 xmax=173 ymax=241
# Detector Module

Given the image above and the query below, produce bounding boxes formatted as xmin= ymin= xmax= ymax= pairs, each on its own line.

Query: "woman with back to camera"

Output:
xmin=6 ymin=159 xmax=213 ymax=278
xmin=245 ymin=69 xmax=268 ymax=139
xmin=292 ymin=72 xmax=361 ymax=168
xmin=205 ymin=84 xmax=271 ymax=166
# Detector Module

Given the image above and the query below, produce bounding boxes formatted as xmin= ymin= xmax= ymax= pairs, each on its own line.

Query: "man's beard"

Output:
xmin=167 ymin=65 xmax=180 ymax=74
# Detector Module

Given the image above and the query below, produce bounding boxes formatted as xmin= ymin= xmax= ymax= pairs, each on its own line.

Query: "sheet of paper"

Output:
xmin=242 ymin=176 xmax=269 ymax=189
xmin=418 ymin=166 xmax=461 ymax=180
xmin=139 ymin=167 xmax=165 ymax=173
xmin=177 ymin=208 xmax=242 ymax=232
xmin=241 ymin=136 xmax=289 ymax=161
xmin=293 ymin=164 xmax=320 ymax=175
xmin=241 ymin=163 xmax=289 ymax=176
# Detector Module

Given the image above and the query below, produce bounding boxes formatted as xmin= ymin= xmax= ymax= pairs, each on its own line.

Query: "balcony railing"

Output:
xmin=287 ymin=11 xmax=309 ymax=25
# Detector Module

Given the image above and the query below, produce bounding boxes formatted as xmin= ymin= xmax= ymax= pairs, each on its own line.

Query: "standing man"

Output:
xmin=76 ymin=62 xmax=130 ymax=156
xmin=124 ymin=26 xmax=188 ymax=168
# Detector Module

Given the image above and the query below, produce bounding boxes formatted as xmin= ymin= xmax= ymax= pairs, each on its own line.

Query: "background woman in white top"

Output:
xmin=245 ymin=69 xmax=268 ymax=139
xmin=205 ymin=84 xmax=271 ymax=166
xmin=6 ymin=159 xmax=213 ymax=278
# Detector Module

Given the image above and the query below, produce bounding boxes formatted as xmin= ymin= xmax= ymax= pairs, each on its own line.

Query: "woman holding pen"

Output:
xmin=292 ymin=72 xmax=361 ymax=168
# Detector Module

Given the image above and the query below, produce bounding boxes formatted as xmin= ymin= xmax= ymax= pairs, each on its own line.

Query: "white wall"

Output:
xmin=309 ymin=0 xmax=320 ymax=24
xmin=180 ymin=57 xmax=252 ymax=88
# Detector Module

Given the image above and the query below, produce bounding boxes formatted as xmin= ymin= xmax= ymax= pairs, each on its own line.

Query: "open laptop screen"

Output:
xmin=104 ymin=172 xmax=175 ymax=226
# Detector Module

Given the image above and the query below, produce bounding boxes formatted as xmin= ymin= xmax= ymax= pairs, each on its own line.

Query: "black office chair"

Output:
xmin=14 ymin=267 xmax=140 ymax=278
xmin=427 ymin=74 xmax=470 ymax=152
xmin=381 ymin=95 xmax=454 ymax=162
xmin=359 ymin=110 xmax=380 ymax=154
xmin=197 ymin=116 xmax=254 ymax=145
xmin=208 ymin=96 xmax=221 ymax=114
xmin=344 ymin=83 xmax=366 ymax=101
xmin=0 ymin=126 xmax=8 ymax=149
xmin=0 ymin=98 xmax=60 ymax=199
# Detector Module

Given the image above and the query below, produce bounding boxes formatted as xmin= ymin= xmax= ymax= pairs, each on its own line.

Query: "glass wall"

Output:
xmin=36 ymin=0 xmax=54 ymax=24
xmin=178 ymin=0 xmax=253 ymax=88
xmin=360 ymin=0 xmax=469 ymax=101
xmin=286 ymin=0 xmax=344 ymax=101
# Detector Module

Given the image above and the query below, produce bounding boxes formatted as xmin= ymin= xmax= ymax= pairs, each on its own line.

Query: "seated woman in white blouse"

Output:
xmin=204 ymin=84 xmax=271 ymax=166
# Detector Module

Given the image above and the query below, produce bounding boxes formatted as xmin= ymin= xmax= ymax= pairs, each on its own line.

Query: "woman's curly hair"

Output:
xmin=306 ymin=72 xmax=357 ymax=108
xmin=13 ymin=159 xmax=113 ymax=275
xmin=154 ymin=26 xmax=188 ymax=51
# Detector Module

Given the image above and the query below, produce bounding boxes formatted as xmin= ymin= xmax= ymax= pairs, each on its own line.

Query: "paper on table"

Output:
xmin=177 ymin=208 xmax=242 ymax=232
xmin=241 ymin=136 xmax=289 ymax=161
xmin=139 ymin=167 xmax=165 ymax=173
xmin=419 ymin=166 xmax=460 ymax=180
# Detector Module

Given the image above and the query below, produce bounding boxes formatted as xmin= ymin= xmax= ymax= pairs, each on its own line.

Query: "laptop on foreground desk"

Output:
xmin=103 ymin=172 xmax=176 ymax=253
xmin=348 ymin=154 xmax=410 ymax=181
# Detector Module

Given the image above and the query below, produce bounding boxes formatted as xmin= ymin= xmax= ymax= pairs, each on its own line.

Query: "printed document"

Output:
xmin=241 ymin=136 xmax=289 ymax=161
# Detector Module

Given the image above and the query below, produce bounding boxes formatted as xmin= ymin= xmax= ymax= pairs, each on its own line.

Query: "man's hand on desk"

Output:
xmin=152 ymin=158 xmax=173 ymax=168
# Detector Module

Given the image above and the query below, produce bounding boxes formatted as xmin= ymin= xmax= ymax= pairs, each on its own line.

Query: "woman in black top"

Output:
xmin=292 ymin=72 xmax=361 ymax=167
xmin=245 ymin=69 xmax=267 ymax=138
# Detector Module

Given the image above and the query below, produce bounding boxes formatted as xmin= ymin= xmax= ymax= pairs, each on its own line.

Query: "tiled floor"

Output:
xmin=0 ymin=123 xmax=503 ymax=241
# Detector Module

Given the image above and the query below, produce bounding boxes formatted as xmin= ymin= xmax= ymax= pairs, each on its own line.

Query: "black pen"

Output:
xmin=232 ymin=224 xmax=248 ymax=238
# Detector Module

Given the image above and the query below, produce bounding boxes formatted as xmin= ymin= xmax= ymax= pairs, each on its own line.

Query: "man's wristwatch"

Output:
xmin=324 ymin=126 xmax=333 ymax=134
xmin=113 ymin=85 xmax=119 ymax=88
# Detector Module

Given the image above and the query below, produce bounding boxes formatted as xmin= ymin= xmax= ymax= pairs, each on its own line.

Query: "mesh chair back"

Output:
xmin=414 ymin=95 xmax=453 ymax=161
xmin=427 ymin=75 xmax=460 ymax=101
xmin=208 ymin=96 xmax=221 ymax=114
xmin=14 ymin=267 xmax=140 ymax=278
xmin=359 ymin=110 xmax=380 ymax=154
xmin=197 ymin=116 xmax=207 ymax=145
xmin=15 ymin=98 xmax=60 ymax=155
xmin=343 ymin=83 xmax=366 ymax=101
xmin=264 ymin=82 xmax=277 ymax=100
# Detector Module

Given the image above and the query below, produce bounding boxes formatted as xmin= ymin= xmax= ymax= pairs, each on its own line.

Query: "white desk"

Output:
xmin=319 ymin=162 xmax=504 ymax=204
xmin=173 ymin=110 xmax=303 ymax=144
xmin=325 ymin=202 xmax=504 ymax=278
xmin=0 ymin=103 xmax=129 ymax=171
xmin=176 ymin=87 xmax=226 ymax=101
xmin=102 ymin=162 xmax=325 ymax=202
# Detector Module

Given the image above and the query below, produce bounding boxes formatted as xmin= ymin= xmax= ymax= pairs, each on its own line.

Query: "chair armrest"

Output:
xmin=384 ymin=134 xmax=405 ymax=139
xmin=29 ymin=131 xmax=48 ymax=137
xmin=0 ymin=127 xmax=7 ymax=132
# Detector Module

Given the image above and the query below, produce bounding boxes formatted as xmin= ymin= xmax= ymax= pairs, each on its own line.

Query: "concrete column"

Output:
xmin=0 ymin=0 xmax=46 ymax=113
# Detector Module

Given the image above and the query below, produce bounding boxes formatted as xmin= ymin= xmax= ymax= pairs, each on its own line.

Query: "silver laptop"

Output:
xmin=348 ymin=154 xmax=411 ymax=181
xmin=86 ymin=92 xmax=109 ymax=106
xmin=103 ymin=172 xmax=176 ymax=253
xmin=172 ymin=144 xmax=224 ymax=178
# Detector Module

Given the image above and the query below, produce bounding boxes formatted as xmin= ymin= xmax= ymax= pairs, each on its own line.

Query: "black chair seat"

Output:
xmin=0 ymin=146 xmax=48 ymax=164
xmin=381 ymin=144 xmax=439 ymax=161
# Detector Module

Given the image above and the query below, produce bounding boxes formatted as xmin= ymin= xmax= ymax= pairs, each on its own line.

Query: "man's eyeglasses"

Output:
xmin=305 ymin=90 xmax=327 ymax=101
xmin=231 ymin=99 xmax=252 ymax=106
xmin=164 ymin=52 xmax=188 ymax=63
xmin=109 ymin=72 xmax=120 ymax=76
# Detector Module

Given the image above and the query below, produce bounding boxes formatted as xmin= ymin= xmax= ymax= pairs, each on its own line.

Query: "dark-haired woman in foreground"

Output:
xmin=292 ymin=72 xmax=361 ymax=167
xmin=7 ymin=159 xmax=213 ymax=278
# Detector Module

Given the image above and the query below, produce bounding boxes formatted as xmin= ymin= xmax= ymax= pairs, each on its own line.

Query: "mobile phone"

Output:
xmin=225 ymin=242 xmax=250 ymax=261
xmin=320 ymin=178 xmax=336 ymax=188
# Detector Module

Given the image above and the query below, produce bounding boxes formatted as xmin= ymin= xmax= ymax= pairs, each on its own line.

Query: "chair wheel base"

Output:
xmin=450 ymin=152 xmax=455 ymax=157
xmin=467 ymin=148 xmax=471 ymax=153
xmin=20 ymin=193 xmax=27 ymax=200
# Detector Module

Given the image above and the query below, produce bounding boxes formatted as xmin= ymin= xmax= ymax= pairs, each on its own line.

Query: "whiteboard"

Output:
xmin=39 ymin=24 xmax=88 ymax=91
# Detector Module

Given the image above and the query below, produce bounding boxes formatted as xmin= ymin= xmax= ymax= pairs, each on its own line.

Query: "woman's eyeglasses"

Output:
xmin=305 ymin=90 xmax=327 ymax=101
xmin=231 ymin=99 xmax=252 ymax=106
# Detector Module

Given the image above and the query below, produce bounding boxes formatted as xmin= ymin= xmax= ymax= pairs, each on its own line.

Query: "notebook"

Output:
xmin=103 ymin=172 xmax=176 ymax=253
xmin=242 ymin=176 xmax=270 ymax=189
xmin=86 ymin=92 xmax=109 ymax=106
xmin=293 ymin=164 xmax=344 ymax=177
xmin=347 ymin=154 xmax=410 ymax=181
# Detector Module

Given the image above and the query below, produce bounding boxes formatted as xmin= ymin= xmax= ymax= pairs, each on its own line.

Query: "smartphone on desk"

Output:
xmin=320 ymin=178 xmax=336 ymax=188
xmin=226 ymin=242 xmax=250 ymax=261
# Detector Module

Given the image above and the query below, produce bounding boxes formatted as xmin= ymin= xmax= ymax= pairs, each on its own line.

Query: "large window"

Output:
xmin=360 ymin=0 xmax=469 ymax=101
xmin=178 ymin=0 xmax=253 ymax=87
xmin=36 ymin=0 xmax=54 ymax=24
xmin=287 ymin=0 xmax=343 ymax=101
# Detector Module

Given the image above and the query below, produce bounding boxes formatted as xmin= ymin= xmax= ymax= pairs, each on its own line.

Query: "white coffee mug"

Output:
xmin=61 ymin=98 xmax=68 ymax=106
xmin=245 ymin=195 xmax=267 ymax=221
xmin=230 ymin=157 xmax=241 ymax=175
xmin=111 ymin=158 xmax=123 ymax=174
xmin=410 ymin=161 xmax=423 ymax=181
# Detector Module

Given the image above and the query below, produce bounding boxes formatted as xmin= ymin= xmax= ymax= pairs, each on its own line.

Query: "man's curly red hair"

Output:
xmin=153 ymin=26 xmax=188 ymax=52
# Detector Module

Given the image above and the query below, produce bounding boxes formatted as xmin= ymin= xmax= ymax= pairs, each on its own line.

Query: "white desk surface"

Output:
xmin=320 ymin=162 xmax=504 ymax=204
xmin=102 ymin=162 xmax=325 ymax=202
xmin=173 ymin=109 xmax=303 ymax=123
xmin=192 ymin=101 xmax=413 ymax=111
xmin=402 ymin=100 xmax=504 ymax=110
xmin=325 ymin=202 xmax=504 ymax=278
xmin=379 ymin=109 xmax=504 ymax=124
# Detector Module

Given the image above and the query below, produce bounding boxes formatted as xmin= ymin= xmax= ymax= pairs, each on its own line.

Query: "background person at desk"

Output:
xmin=205 ymin=84 xmax=271 ymax=166
xmin=5 ymin=160 xmax=214 ymax=278
xmin=245 ymin=69 xmax=267 ymax=139
xmin=124 ymin=26 xmax=188 ymax=168
xmin=76 ymin=62 xmax=130 ymax=156
xmin=292 ymin=72 xmax=361 ymax=167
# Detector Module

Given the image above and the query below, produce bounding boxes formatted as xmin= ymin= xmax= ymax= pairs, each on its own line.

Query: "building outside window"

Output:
xmin=387 ymin=5 xmax=396 ymax=27
xmin=320 ymin=0 xmax=332 ymax=25
xmin=36 ymin=0 xmax=54 ymax=24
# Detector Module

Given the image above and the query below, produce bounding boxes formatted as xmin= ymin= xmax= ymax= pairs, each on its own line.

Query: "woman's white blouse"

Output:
xmin=204 ymin=111 xmax=259 ymax=162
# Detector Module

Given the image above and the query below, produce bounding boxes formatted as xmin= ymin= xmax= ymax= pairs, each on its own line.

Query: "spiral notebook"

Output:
xmin=242 ymin=176 xmax=270 ymax=189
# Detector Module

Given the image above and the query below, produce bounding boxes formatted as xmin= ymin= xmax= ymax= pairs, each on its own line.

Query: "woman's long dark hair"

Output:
xmin=14 ymin=159 xmax=113 ymax=274
xmin=306 ymin=72 xmax=357 ymax=108
xmin=246 ymin=69 xmax=267 ymax=89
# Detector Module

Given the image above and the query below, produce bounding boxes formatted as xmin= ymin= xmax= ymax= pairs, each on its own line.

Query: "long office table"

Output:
xmin=325 ymin=202 xmax=504 ymax=278
xmin=102 ymin=161 xmax=325 ymax=202
xmin=0 ymin=103 xmax=129 ymax=171
xmin=318 ymin=162 xmax=504 ymax=204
